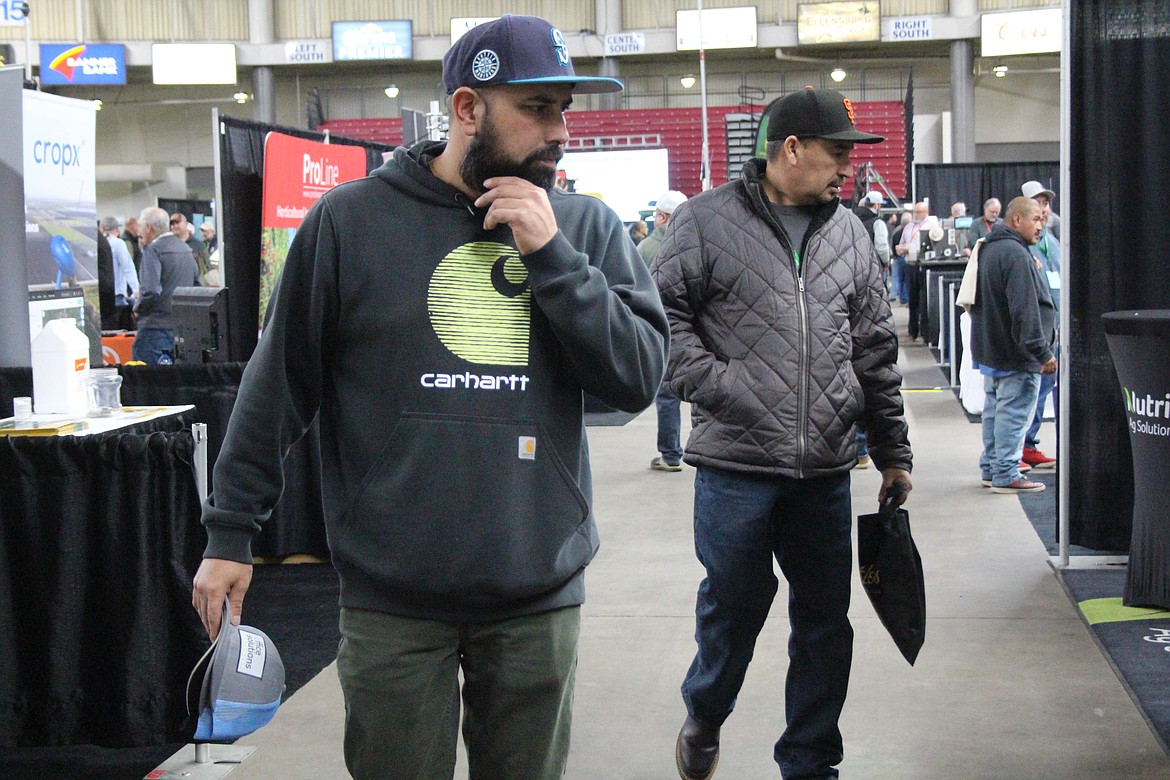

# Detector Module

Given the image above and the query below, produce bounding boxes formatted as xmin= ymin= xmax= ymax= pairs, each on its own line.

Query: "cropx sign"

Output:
xmin=39 ymin=43 xmax=126 ymax=85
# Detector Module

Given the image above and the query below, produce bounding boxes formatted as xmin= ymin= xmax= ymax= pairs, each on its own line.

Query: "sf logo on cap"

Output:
xmin=472 ymin=49 xmax=500 ymax=81
xmin=550 ymin=28 xmax=569 ymax=66
xmin=843 ymin=97 xmax=856 ymax=125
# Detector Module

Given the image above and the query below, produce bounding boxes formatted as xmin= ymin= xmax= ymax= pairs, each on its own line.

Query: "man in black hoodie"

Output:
xmin=191 ymin=15 xmax=667 ymax=779
xmin=969 ymin=196 xmax=1056 ymax=494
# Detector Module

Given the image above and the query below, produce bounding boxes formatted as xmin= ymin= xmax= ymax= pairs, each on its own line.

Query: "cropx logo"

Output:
xmin=33 ymin=137 xmax=83 ymax=174
xmin=1122 ymin=386 xmax=1170 ymax=437
xmin=33 ymin=138 xmax=83 ymax=175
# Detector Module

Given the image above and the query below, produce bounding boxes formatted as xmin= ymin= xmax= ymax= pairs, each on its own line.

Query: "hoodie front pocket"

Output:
xmin=335 ymin=412 xmax=592 ymax=606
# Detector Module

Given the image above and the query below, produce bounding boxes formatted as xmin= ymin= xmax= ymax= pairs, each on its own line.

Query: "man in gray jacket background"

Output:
xmin=132 ymin=206 xmax=199 ymax=364
xmin=652 ymin=87 xmax=913 ymax=780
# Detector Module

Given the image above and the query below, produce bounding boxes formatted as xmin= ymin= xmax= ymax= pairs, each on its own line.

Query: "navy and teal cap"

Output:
xmin=443 ymin=15 xmax=623 ymax=95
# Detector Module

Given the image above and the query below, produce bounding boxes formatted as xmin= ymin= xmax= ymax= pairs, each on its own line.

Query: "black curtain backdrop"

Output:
xmin=1067 ymin=3 xmax=1170 ymax=550
xmin=914 ymin=162 xmax=1059 ymax=216
xmin=218 ymin=117 xmax=392 ymax=362
xmin=0 ymin=419 xmax=206 ymax=747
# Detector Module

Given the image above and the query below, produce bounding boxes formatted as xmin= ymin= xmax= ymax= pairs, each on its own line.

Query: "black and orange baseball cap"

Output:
xmin=764 ymin=87 xmax=884 ymax=144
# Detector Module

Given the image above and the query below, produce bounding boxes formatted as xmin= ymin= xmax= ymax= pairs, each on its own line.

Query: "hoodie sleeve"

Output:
xmin=1006 ymin=253 xmax=1054 ymax=368
xmin=200 ymin=198 xmax=339 ymax=563
xmin=519 ymin=202 xmax=668 ymax=414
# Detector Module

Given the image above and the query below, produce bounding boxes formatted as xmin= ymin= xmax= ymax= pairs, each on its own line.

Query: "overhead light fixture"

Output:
xmin=993 ymin=65 xmax=1008 ymax=78
xmin=830 ymin=67 xmax=847 ymax=83
xmin=680 ymin=74 xmax=696 ymax=89
xmin=384 ymin=84 xmax=400 ymax=99
xmin=233 ymin=91 xmax=249 ymax=103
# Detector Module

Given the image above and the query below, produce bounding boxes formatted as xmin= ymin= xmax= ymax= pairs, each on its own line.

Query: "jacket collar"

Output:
xmin=739 ymin=158 xmax=840 ymax=251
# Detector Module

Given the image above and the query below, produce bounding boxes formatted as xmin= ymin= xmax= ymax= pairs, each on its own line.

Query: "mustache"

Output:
xmin=525 ymin=145 xmax=564 ymax=166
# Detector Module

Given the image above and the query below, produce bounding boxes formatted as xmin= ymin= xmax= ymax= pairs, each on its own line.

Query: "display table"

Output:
xmin=0 ymin=404 xmax=194 ymax=437
xmin=0 ymin=364 xmax=328 ymax=560
xmin=0 ymin=407 xmax=207 ymax=747
xmin=1103 ymin=310 xmax=1170 ymax=608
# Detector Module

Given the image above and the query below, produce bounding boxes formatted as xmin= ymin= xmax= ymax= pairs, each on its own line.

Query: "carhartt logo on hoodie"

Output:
xmin=428 ymin=241 xmax=531 ymax=365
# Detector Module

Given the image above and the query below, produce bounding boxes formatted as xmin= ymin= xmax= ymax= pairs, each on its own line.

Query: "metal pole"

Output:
xmin=193 ymin=422 xmax=208 ymax=502
xmin=1056 ymin=0 xmax=1071 ymax=568
xmin=697 ymin=0 xmax=711 ymax=191
xmin=23 ymin=9 xmax=32 ymax=82
xmin=949 ymin=284 xmax=958 ymax=388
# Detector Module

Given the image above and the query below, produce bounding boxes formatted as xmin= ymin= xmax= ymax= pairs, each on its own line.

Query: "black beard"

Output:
xmin=459 ymin=114 xmax=562 ymax=194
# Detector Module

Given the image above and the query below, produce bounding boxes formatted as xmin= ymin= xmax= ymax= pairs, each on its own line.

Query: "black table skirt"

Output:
xmin=0 ymin=416 xmax=207 ymax=747
xmin=0 ymin=363 xmax=328 ymax=748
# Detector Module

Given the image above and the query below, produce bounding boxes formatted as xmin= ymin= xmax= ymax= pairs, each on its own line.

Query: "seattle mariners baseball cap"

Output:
xmin=765 ymin=87 xmax=884 ymax=144
xmin=187 ymin=597 xmax=286 ymax=742
xmin=443 ymin=15 xmax=623 ymax=95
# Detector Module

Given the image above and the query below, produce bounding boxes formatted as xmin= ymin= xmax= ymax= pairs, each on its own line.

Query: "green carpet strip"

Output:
xmin=1079 ymin=597 xmax=1170 ymax=625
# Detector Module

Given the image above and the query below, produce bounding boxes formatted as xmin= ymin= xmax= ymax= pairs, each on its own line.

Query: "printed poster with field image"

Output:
xmin=259 ymin=133 xmax=367 ymax=329
xmin=23 ymin=91 xmax=97 ymax=292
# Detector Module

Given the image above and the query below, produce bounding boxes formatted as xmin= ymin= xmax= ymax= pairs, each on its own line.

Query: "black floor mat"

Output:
xmin=1016 ymin=477 xmax=1170 ymax=754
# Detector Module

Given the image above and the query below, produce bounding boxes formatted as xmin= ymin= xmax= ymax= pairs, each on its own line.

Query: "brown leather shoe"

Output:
xmin=675 ymin=715 xmax=720 ymax=780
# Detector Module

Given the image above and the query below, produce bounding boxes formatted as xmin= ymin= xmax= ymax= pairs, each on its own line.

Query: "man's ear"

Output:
xmin=780 ymin=135 xmax=802 ymax=165
xmin=450 ymin=87 xmax=483 ymax=139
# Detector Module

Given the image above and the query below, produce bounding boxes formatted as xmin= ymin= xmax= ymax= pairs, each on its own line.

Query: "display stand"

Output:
xmin=1103 ymin=310 xmax=1170 ymax=608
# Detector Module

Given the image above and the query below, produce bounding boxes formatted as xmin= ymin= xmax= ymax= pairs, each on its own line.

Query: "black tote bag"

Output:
xmin=858 ymin=497 xmax=926 ymax=665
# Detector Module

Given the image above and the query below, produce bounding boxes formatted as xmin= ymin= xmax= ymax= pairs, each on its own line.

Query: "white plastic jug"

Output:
xmin=32 ymin=318 xmax=91 ymax=415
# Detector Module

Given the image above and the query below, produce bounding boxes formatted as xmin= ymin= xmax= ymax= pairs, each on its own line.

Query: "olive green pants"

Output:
xmin=336 ymin=606 xmax=580 ymax=780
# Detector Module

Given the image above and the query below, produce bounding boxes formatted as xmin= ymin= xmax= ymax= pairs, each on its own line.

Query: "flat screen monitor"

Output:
xmin=173 ymin=287 xmax=230 ymax=363
xmin=954 ymin=216 xmax=973 ymax=230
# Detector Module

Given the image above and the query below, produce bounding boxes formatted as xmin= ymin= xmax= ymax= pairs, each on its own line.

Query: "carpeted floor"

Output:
xmin=1057 ymin=568 xmax=1170 ymax=754
xmin=1014 ymin=472 xmax=1170 ymax=754
xmin=0 ymin=562 xmax=341 ymax=780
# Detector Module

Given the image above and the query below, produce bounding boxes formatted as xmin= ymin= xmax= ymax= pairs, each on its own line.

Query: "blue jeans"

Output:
xmin=656 ymin=385 xmax=683 ymax=465
xmin=131 ymin=327 xmax=174 ymax=365
xmin=1025 ymin=346 xmax=1059 ymax=449
xmin=980 ymin=372 xmax=1041 ymax=486
xmin=891 ymin=255 xmax=908 ymax=303
xmin=855 ymin=429 xmax=868 ymax=459
xmin=682 ymin=466 xmax=853 ymax=779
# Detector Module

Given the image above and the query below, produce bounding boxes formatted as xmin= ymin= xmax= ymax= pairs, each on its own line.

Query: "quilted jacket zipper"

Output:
xmin=749 ymin=183 xmax=815 ymax=478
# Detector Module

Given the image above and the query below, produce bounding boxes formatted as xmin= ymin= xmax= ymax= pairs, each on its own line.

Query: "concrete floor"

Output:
xmin=189 ymin=313 xmax=1170 ymax=779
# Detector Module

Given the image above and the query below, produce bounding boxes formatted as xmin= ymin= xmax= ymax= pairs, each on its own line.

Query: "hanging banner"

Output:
xmin=259 ymin=132 xmax=366 ymax=325
xmin=39 ymin=43 xmax=127 ymax=85
xmin=23 ymin=90 xmax=97 ymax=291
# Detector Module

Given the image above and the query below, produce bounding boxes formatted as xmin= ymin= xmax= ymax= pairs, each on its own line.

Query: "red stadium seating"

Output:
xmin=320 ymin=100 xmax=908 ymax=201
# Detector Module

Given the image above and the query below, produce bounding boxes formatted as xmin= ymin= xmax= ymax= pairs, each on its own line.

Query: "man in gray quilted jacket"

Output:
xmin=652 ymin=87 xmax=914 ymax=780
